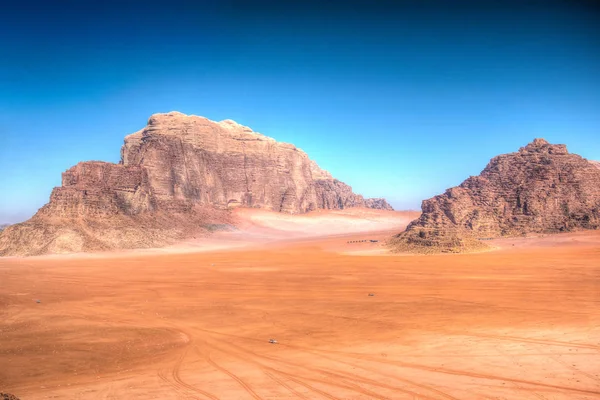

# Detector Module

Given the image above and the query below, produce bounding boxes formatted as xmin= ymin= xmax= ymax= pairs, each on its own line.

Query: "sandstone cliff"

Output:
xmin=0 ymin=112 xmax=391 ymax=256
xmin=119 ymin=112 xmax=389 ymax=213
xmin=391 ymin=139 xmax=600 ymax=253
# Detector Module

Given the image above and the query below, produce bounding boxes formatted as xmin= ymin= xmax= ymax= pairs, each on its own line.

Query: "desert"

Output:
xmin=1 ymin=122 xmax=599 ymax=400
xmin=2 ymin=121 xmax=599 ymax=400
xmin=1 ymin=207 xmax=600 ymax=399
xmin=3 ymin=1 xmax=600 ymax=398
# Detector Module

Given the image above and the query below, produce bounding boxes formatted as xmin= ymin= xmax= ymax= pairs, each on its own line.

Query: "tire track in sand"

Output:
xmin=494 ymin=345 xmax=547 ymax=400
xmin=302 ymin=347 xmax=460 ymax=400
xmin=263 ymin=370 xmax=311 ymax=400
xmin=203 ymin=335 xmax=432 ymax=400
xmin=302 ymin=346 xmax=600 ymax=397
xmin=195 ymin=327 xmax=457 ymax=399
xmin=157 ymin=345 xmax=219 ymax=400
xmin=545 ymin=349 xmax=600 ymax=384
xmin=204 ymin=349 xmax=263 ymax=400
xmin=200 ymin=338 xmax=342 ymax=399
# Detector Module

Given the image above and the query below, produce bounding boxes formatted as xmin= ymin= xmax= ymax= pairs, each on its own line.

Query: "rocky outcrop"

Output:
xmin=365 ymin=198 xmax=394 ymax=210
xmin=391 ymin=139 xmax=600 ymax=253
xmin=1 ymin=393 xmax=20 ymax=400
xmin=591 ymin=160 xmax=600 ymax=170
xmin=119 ymin=112 xmax=386 ymax=213
xmin=0 ymin=112 xmax=391 ymax=256
xmin=38 ymin=161 xmax=153 ymax=218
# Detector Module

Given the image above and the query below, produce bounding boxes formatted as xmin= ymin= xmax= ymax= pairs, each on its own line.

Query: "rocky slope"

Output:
xmin=391 ymin=139 xmax=600 ymax=253
xmin=0 ymin=112 xmax=391 ymax=256
xmin=365 ymin=197 xmax=394 ymax=210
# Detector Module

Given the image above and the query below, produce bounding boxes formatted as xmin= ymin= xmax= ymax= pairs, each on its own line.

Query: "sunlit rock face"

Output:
xmin=0 ymin=112 xmax=391 ymax=256
xmin=118 ymin=112 xmax=390 ymax=213
xmin=393 ymin=139 xmax=600 ymax=253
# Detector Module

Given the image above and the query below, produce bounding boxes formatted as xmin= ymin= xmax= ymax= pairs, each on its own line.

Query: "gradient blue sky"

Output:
xmin=1 ymin=0 xmax=599 ymax=223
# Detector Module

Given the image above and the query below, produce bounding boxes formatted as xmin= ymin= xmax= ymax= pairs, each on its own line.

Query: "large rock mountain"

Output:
xmin=392 ymin=139 xmax=600 ymax=253
xmin=0 ymin=112 xmax=391 ymax=256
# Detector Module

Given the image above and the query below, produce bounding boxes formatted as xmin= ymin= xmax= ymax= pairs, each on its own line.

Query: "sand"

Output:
xmin=1 ymin=210 xmax=599 ymax=399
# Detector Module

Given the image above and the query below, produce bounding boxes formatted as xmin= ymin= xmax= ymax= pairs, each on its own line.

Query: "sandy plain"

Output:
xmin=1 ymin=209 xmax=599 ymax=399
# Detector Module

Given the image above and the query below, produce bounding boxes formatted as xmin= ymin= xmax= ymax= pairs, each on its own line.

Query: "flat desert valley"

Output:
xmin=1 ymin=209 xmax=599 ymax=399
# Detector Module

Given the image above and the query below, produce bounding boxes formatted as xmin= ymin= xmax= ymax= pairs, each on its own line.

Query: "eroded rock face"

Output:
xmin=1 ymin=393 xmax=20 ymax=400
xmin=38 ymin=161 xmax=153 ymax=218
xmin=120 ymin=112 xmax=389 ymax=213
xmin=0 ymin=112 xmax=391 ymax=256
xmin=365 ymin=198 xmax=395 ymax=211
xmin=392 ymin=139 xmax=600 ymax=253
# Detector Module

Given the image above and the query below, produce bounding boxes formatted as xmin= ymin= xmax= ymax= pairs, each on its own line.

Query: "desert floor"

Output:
xmin=1 ymin=210 xmax=599 ymax=399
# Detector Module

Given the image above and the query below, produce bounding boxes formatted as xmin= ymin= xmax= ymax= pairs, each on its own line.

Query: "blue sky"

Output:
xmin=1 ymin=0 xmax=599 ymax=223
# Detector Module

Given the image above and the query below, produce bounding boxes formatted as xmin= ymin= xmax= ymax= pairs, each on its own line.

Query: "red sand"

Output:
xmin=1 ymin=210 xmax=599 ymax=399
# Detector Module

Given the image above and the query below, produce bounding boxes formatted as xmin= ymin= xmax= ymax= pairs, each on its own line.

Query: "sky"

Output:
xmin=1 ymin=0 xmax=599 ymax=223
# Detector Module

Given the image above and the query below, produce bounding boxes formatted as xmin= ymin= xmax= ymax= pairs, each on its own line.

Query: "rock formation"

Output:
xmin=0 ymin=112 xmax=391 ymax=256
xmin=0 ymin=394 xmax=20 ymax=400
xmin=365 ymin=198 xmax=394 ymax=210
xmin=391 ymin=139 xmax=600 ymax=253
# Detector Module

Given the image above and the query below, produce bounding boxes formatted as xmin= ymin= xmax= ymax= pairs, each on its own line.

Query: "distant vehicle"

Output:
xmin=368 ymin=293 xmax=375 ymax=297
xmin=269 ymin=339 xmax=278 ymax=344
xmin=370 ymin=240 xmax=379 ymax=243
